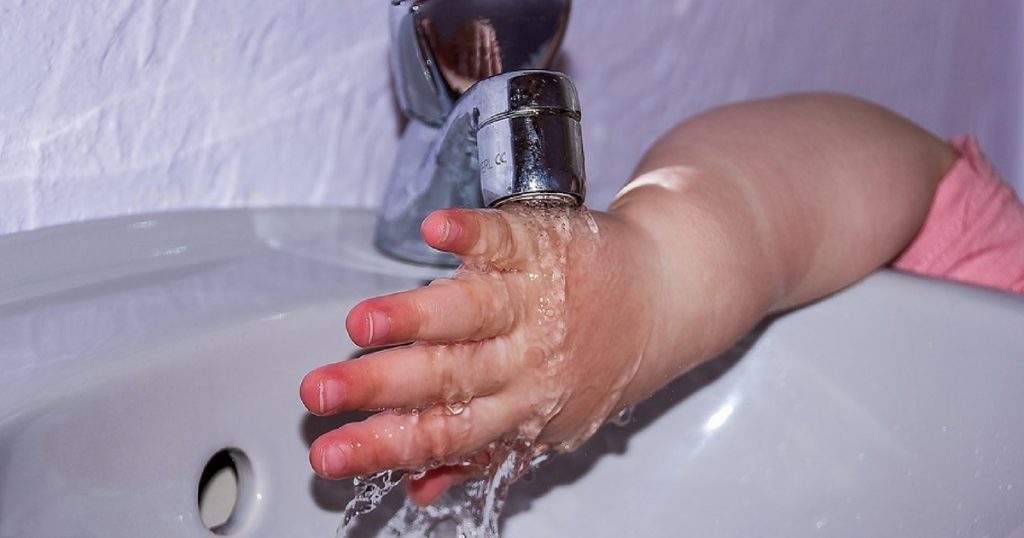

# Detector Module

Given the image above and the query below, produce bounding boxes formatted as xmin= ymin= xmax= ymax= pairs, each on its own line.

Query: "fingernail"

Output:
xmin=318 ymin=378 xmax=344 ymax=414
xmin=365 ymin=311 xmax=390 ymax=345
xmin=321 ymin=445 xmax=347 ymax=477
xmin=437 ymin=215 xmax=451 ymax=243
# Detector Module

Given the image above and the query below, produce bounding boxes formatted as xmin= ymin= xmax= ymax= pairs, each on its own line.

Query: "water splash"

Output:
xmin=383 ymin=445 xmax=534 ymax=537
xmin=335 ymin=445 xmax=548 ymax=538
xmin=337 ymin=470 xmax=407 ymax=535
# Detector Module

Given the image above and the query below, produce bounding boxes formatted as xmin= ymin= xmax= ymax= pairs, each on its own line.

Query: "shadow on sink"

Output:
xmin=499 ymin=323 xmax=765 ymax=528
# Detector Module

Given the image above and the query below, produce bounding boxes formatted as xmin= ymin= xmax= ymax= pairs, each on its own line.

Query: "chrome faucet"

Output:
xmin=375 ymin=0 xmax=586 ymax=266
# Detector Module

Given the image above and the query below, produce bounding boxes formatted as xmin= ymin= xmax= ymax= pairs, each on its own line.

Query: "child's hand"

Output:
xmin=300 ymin=206 xmax=664 ymax=504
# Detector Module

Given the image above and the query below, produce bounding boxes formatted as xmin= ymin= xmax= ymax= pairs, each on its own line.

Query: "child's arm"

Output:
xmin=300 ymin=92 xmax=956 ymax=504
xmin=609 ymin=92 xmax=956 ymax=405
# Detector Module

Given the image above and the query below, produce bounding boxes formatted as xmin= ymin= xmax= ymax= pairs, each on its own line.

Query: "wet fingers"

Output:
xmin=421 ymin=209 xmax=533 ymax=269
xmin=300 ymin=341 xmax=509 ymax=415
xmin=309 ymin=397 xmax=521 ymax=479
xmin=346 ymin=273 xmax=520 ymax=347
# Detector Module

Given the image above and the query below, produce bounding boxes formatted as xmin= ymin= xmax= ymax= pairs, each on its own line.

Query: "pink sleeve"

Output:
xmin=893 ymin=136 xmax=1024 ymax=294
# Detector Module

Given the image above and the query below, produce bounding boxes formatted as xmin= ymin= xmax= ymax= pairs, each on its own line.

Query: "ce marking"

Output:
xmin=480 ymin=151 xmax=507 ymax=174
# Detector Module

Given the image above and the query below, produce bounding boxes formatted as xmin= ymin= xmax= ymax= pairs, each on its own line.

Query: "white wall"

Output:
xmin=0 ymin=0 xmax=1019 ymax=233
xmin=570 ymin=0 xmax=1023 ymax=208
xmin=0 ymin=1 xmax=394 ymax=232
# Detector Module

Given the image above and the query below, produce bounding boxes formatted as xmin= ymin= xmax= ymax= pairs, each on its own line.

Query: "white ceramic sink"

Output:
xmin=1 ymin=208 xmax=1022 ymax=537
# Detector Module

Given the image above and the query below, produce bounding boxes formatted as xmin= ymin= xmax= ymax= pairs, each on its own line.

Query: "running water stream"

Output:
xmin=336 ymin=203 xmax=626 ymax=537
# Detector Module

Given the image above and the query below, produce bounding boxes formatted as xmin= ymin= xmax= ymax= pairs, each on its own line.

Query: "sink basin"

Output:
xmin=1 ymin=208 xmax=1022 ymax=537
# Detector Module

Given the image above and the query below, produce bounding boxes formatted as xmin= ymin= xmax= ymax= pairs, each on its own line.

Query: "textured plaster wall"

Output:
xmin=0 ymin=0 xmax=1020 ymax=233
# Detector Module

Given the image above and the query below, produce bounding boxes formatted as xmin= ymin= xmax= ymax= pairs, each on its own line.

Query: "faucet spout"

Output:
xmin=473 ymin=71 xmax=586 ymax=208
xmin=375 ymin=0 xmax=585 ymax=266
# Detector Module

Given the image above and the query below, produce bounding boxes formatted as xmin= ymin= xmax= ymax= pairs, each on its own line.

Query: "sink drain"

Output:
xmin=198 ymin=448 xmax=254 ymax=535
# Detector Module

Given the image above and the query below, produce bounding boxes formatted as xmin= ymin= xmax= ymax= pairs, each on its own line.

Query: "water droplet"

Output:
xmin=610 ymin=406 xmax=634 ymax=427
xmin=444 ymin=399 xmax=470 ymax=415
xmin=584 ymin=211 xmax=600 ymax=235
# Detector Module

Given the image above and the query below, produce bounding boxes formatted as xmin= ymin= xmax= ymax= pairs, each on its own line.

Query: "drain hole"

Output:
xmin=198 ymin=448 xmax=253 ymax=535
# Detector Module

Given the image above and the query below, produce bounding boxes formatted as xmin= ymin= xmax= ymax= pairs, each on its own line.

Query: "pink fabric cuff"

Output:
xmin=893 ymin=136 xmax=1024 ymax=294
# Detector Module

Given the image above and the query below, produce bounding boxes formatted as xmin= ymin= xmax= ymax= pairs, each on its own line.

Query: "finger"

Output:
xmin=458 ymin=25 xmax=472 ymax=78
xmin=406 ymin=465 xmax=479 ymax=507
xmin=300 ymin=341 xmax=509 ymax=415
xmin=309 ymin=398 xmax=520 ymax=479
xmin=486 ymin=27 xmax=501 ymax=75
xmin=345 ymin=274 xmax=519 ymax=347
xmin=473 ymin=23 xmax=487 ymax=79
xmin=420 ymin=209 xmax=531 ymax=268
